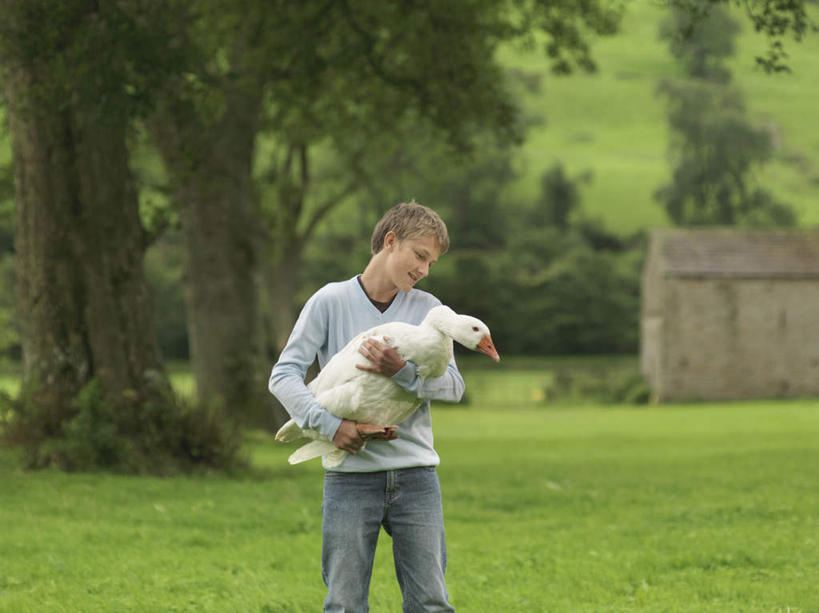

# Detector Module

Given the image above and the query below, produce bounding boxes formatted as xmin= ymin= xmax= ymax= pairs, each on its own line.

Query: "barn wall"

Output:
xmin=659 ymin=277 xmax=819 ymax=401
xmin=640 ymin=237 xmax=664 ymax=391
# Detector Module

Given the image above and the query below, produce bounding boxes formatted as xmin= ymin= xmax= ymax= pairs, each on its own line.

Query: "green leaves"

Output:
xmin=665 ymin=0 xmax=816 ymax=73
xmin=656 ymin=3 xmax=797 ymax=226
xmin=0 ymin=0 xmax=192 ymax=119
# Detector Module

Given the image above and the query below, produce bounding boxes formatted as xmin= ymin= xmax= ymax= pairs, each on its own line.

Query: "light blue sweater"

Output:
xmin=268 ymin=276 xmax=465 ymax=472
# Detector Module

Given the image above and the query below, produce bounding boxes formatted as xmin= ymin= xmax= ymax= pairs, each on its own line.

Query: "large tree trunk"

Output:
xmin=152 ymin=90 xmax=271 ymax=426
xmin=178 ymin=149 xmax=266 ymax=421
xmin=4 ymin=61 xmax=169 ymax=434
xmin=267 ymin=244 xmax=303 ymax=354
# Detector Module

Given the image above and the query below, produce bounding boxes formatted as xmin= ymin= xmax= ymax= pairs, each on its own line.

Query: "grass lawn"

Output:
xmin=2 ymin=390 xmax=818 ymax=611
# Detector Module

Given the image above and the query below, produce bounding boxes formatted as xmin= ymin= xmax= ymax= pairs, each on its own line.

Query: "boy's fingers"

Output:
xmin=356 ymin=423 xmax=395 ymax=436
xmin=359 ymin=341 xmax=380 ymax=361
xmin=373 ymin=429 xmax=399 ymax=440
xmin=334 ymin=420 xmax=365 ymax=452
xmin=356 ymin=424 xmax=398 ymax=441
xmin=345 ymin=438 xmax=363 ymax=453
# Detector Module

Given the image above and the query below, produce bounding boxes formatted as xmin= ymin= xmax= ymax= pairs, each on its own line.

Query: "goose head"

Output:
xmin=424 ymin=305 xmax=500 ymax=362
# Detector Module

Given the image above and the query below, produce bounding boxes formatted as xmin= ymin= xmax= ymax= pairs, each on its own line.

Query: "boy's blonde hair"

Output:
xmin=370 ymin=200 xmax=450 ymax=255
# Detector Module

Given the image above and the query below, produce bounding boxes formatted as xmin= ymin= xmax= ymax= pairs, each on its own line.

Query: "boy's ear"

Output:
xmin=383 ymin=231 xmax=397 ymax=250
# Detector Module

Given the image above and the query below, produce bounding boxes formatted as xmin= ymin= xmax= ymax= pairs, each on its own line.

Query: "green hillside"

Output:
xmin=500 ymin=3 xmax=819 ymax=234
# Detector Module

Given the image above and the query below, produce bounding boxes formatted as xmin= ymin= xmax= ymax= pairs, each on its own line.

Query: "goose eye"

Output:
xmin=472 ymin=326 xmax=479 ymax=332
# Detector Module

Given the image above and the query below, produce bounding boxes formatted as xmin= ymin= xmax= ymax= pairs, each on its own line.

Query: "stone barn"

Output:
xmin=641 ymin=228 xmax=819 ymax=401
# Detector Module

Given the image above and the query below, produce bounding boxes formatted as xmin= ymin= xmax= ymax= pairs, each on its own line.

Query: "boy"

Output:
xmin=269 ymin=201 xmax=462 ymax=612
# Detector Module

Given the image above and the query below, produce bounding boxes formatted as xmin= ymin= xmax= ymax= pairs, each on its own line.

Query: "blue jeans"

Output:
xmin=322 ymin=466 xmax=454 ymax=613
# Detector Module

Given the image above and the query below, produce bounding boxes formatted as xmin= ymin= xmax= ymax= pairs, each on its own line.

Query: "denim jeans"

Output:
xmin=322 ymin=466 xmax=454 ymax=613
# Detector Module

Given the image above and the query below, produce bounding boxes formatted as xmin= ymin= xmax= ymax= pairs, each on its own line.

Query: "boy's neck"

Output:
xmin=360 ymin=257 xmax=398 ymax=303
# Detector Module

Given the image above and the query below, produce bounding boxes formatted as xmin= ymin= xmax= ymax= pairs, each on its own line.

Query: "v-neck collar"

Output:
xmin=354 ymin=275 xmax=403 ymax=316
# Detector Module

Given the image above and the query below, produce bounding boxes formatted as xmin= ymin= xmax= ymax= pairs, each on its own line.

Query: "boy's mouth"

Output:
xmin=408 ymin=272 xmax=419 ymax=284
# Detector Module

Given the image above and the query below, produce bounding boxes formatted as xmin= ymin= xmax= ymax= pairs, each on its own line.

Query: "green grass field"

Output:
xmin=2 ymin=379 xmax=818 ymax=611
xmin=500 ymin=3 xmax=819 ymax=234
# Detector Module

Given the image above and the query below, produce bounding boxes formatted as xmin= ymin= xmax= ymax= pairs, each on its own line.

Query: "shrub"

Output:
xmin=2 ymin=378 xmax=244 ymax=474
xmin=541 ymin=362 xmax=650 ymax=405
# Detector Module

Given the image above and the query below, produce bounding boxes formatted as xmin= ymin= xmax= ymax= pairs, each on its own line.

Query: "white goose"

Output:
xmin=275 ymin=305 xmax=499 ymax=467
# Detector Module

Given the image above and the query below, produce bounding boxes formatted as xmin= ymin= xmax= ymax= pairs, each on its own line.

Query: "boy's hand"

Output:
xmin=356 ymin=337 xmax=406 ymax=377
xmin=333 ymin=420 xmax=398 ymax=453
xmin=333 ymin=420 xmax=365 ymax=453
xmin=356 ymin=423 xmax=398 ymax=441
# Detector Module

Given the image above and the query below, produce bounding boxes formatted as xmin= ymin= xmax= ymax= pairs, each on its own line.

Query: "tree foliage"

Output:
xmin=0 ymin=157 xmax=14 ymax=362
xmin=656 ymin=2 xmax=796 ymax=226
xmin=0 ymin=0 xmax=189 ymax=121
xmin=323 ymin=151 xmax=644 ymax=355
xmin=660 ymin=2 xmax=741 ymax=81
xmin=529 ymin=163 xmax=592 ymax=229
xmin=0 ymin=0 xmax=241 ymax=472
xmin=668 ymin=0 xmax=817 ymax=72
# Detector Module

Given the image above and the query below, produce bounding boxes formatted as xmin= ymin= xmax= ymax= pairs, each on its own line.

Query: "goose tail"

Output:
xmin=275 ymin=419 xmax=306 ymax=443
xmin=323 ymin=449 xmax=348 ymax=468
xmin=288 ymin=440 xmax=339 ymax=465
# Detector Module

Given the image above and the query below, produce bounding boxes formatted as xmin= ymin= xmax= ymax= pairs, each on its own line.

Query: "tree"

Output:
xmin=0 ymin=1 xmax=236 ymax=471
xmin=262 ymin=139 xmax=370 ymax=354
xmin=0 ymin=107 xmax=15 ymax=363
xmin=656 ymin=80 xmax=795 ymax=226
xmin=148 ymin=2 xmax=271 ymax=424
xmin=667 ymin=0 xmax=816 ymax=73
xmin=147 ymin=0 xmax=625 ymax=420
xmin=660 ymin=2 xmax=741 ymax=82
xmin=656 ymin=2 xmax=796 ymax=226
xmin=529 ymin=163 xmax=592 ymax=230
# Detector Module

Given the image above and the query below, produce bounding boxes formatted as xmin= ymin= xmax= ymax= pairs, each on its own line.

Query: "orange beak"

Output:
xmin=476 ymin=334 xmax=500 ymax=362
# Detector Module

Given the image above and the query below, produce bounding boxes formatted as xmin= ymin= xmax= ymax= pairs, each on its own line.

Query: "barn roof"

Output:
xmin=651 ymin=228 xmax=819 ymax=278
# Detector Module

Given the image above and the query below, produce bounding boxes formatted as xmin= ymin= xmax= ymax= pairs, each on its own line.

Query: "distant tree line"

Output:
xmin=0 ymin=0 xmax=812 ymax=472
xmin=291 ymin=155 xmax=644 ymax=358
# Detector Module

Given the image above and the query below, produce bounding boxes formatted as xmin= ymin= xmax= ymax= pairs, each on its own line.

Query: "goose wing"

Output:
xmin=304 ymin=321 xmax=422 ymax=424
xmin=307 ymin=321 xmax=415 ymax=395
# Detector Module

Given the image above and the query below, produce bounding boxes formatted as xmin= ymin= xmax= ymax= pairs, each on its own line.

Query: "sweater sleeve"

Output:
xmin=391 ymin=358 xmax=465 ymax=404
xmin=268 ymin=294 xmax=343 ymax=441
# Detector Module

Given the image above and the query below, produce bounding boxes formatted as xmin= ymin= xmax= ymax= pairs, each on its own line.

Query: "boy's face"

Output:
xmin=383 ymin=231 xmax=440 ymax=292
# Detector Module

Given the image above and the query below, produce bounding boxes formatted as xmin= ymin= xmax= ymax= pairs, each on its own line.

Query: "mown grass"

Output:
xmin=2 ymin=369 xmax=818 ymax=611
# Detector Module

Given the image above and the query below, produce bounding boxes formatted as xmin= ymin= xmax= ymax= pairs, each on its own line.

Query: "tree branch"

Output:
xmin=302 ymin=179 xmax=361 ymax=243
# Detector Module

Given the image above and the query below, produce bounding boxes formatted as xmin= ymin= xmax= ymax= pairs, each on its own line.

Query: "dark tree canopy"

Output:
xmin=668 ymin=0 xmax=816 ymax=72
xmin=660 ymin=2 xmax=742 ymax=81
xmin=656 ymin=2 xmax=796 ymax=227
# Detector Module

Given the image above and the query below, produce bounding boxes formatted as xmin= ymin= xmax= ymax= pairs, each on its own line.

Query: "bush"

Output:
xmin=2 ymin=378 xmax=244 ymax=474
xmin=541 ymin=362 xmax=650 ymax=405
